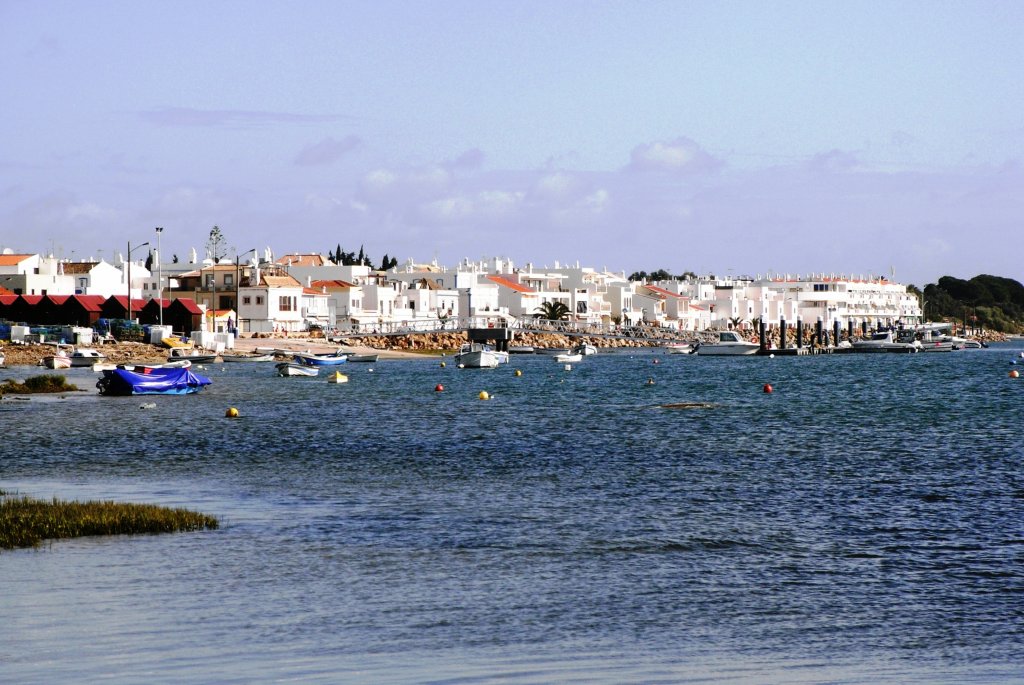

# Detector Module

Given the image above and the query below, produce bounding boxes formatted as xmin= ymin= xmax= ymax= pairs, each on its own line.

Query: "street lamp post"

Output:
xmin=155 ymin=227 xmax=164 ymax=327
xmin=235 ymin=248 xmax=256 ymax=336
xmin=126 ymin=240 xmax=150 ymax=327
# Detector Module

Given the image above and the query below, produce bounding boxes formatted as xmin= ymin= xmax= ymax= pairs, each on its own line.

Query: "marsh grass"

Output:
xmin=0 ymin=495 xmax=218 ymax=550
xmin=0 ymin=374 xmax=80 ymax=395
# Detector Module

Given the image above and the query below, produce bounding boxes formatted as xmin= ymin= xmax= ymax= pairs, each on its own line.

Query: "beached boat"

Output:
xmin=41 ymin=346 xmax=73 ymax=369
xmin=276 ymin=362 xmax=319 ymax=377
xmin=454 ymin=343 xmax=505 ymax=368
xmin=69 ymin=348 xmax=107 ymax=367
xmin=851 ymin=331 xmax=919 ymax=353
xmin=695 ymin=331 xmax=761 ymax=356
xmin=96 ymin=366 xmax=212 ymax=396
xmin=553 ymin=352 xmax=583 ymax=363
xmin=346 ymin=353 xmax=378 ymax=363
xmin=167 ymin=347 xmax=219 ymax=363
xmin=220 ymin=353 xmax=275 ymax=362
xmin=292 ymin=350 xmax=348 ymax=367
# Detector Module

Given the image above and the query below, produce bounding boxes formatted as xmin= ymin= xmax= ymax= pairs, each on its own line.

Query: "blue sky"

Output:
xmin=2 ymin=0 xmax=1022 ymax=286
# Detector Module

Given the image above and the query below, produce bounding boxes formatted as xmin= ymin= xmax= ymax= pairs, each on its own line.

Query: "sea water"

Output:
xmin=1 ymin=345 xmax=1022 ymax=684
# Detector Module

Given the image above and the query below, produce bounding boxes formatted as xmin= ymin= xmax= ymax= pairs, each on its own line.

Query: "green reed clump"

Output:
xmin=0 ymin=374 xmax=79 ymax=395
xmin=0 ymin=495 xmax=218 ymax=550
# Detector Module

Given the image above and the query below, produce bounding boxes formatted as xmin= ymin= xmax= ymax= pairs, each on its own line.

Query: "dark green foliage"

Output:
xmin=535 ymin=301 xmax=571 ymax=320
xmin=0 ymin=496 xmax=218 ymax=550
xmin=0 ymin=374 xmax=79 ymax=395
xmin=922 ymin=274 xmax=1024 ymax=332
xmin=628 ymin=269 xmax=694 ymax=281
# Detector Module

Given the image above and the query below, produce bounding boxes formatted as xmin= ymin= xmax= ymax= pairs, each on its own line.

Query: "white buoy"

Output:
xmin=564 ymin=364 xmax=572 ymax=371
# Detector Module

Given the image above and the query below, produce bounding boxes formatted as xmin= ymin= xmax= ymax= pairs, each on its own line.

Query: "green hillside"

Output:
xmin=919 ymin=274 xmax=1024 ymax=333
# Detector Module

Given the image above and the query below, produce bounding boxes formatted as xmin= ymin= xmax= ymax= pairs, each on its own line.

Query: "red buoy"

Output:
xmin=763 ymin=383 xmax=773 ymax=393
xmin=435 ymin=384 xmax=444 ymax=392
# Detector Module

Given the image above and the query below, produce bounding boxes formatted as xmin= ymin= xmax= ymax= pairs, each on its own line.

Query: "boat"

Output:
xmin=68 ymin=348 xmax=107 ymax=367
xmin=553 ymin=352 xmax=583 ymax=363
xmin=851 ymin=331 xmax=919 ymax=353
xmin=573 ymin=343 xmax=598 ymax=356
xmin=117 ymin=359 xmax=192 ymax=374
xmin=454 ymin=343 xmax=505 ymax=368
xmin=292 ymin=349 xmax=349 ymax=367
xmin=0 ymin=350 xmax=5 ymax=366
xmin=665 ymin=342 xmax=694 ymax=354
xmin=327 ymin=371 xmax=349 ymax=383
xmin=694 ymin=331 xmax=761 ymax=356
xmin=168 ymin=347 xmax=219 ymax=363
xmin=41 ymin=345 xmax=73 ymax=369
xmin=276 ymin=362 xmax=319 ymax=377
xmin=960 ymin=339 xmax=987 ymax=349
xmin=534 ymin=347 xmax=571 ymax=356
xmin=96 ymin=366 xmax=212 ymax=396
xmin=508 ymin=345 xmax=535 ymax=354
xmin=346 ymin=353 xmax=378 ymax=363
xmin=220 ymin=353 xmax=275 ymax=362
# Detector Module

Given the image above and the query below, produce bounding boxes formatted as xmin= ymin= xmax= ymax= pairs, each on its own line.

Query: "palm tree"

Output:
xmin=535 ymin=301 xmax=571 ymax=321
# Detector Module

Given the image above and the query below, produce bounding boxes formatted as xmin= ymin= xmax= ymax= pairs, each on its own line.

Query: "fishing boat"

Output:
xmin=69 ymin=348 xmax=107 ymax=367
xmin=553 ymin=352 xmax=583 ymax=363
xmin=276 ymin=362 xmax=319 ymax=377
xmin=346 ymin=353 xmax=378 ymax=363
xmin=694 ymin=331 xmax=761 ymax=356
xmin=851 ymin=331 xmax=919 ymax=353
xmin=167 ymin=347 xmax=219 ymax=363
xmin=665 ymin=342 xmax=694 ymax=354
xmin=573 ymin=343 xmax=598 ymax=356
xmin=96 ymin=366 xmax=212 ymax=396
xmin=41 ymin=345 xmax=73 ymax=369
xmin=454 ymin=343 xmax=505 ymax=368
xmin=220 ymin=352 xmax=276 ymax=362
xmin=292 ymin=349 xmax=349 ymax=367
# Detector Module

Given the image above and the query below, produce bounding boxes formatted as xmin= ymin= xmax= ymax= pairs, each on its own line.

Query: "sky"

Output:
xmin=2 ymin=0 xmax=1023 ymax=287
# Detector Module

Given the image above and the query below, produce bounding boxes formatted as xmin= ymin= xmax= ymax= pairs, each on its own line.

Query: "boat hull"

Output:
xmin=695 ymin=344 xmax=759 ymax=356
xmin=96 ymin=367 xmax=212 ymax=395
xmin=293 ymin=353 xmax=348 ymax=367
xmin=454 ymin=351 xmax=502 ymax=368
xmin=276 ymin=362 xmax=319 ymax=377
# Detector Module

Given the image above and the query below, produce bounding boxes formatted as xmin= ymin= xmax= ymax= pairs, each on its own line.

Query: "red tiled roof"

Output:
xmin=486 ymin=275 xmax=534 ymax=293
xmin=310 ymin=279 xmax=357 ymax=290
xmin=642 ymin=284 xmax=683 ymax=299
xmin=0 ymin=254 xmax=34 ymax=267
xmin=302 ymin=287 xmax=329 ymax=296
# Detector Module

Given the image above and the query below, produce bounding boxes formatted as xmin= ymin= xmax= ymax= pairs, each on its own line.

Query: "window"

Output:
xmin=243 ymin=296 xmax=251 ymax=305
xmin=224 ymin=274 xmax=233 ymax=286
xmin=206 ymin=275 xmax=214 ymax=288
xmin=576 ymin=301 xmax=588 ymax=314
xmin=279 ymin=295 xmax=293 ymax=311
xmin=256 ymin=296 xmax=264 ymax=305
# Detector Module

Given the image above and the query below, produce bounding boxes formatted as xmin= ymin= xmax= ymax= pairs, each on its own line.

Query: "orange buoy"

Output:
xmin=1010 ymin=370 xmax=1020 ymax=379
xmin=435 ymin=384 xmax=444 ymax=392
xmin=763 ymin=383 xmax=773 ymax=393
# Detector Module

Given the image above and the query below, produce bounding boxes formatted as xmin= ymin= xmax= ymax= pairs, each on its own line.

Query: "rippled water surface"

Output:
xmin=2 ymin=345 xmax=1023 ymax=683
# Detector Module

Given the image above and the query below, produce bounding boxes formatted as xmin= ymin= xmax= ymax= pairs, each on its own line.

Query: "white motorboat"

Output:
xmin=573 ymin=343 xmax=597 ymax=356
xmin=534 ymin=347 xmax=571 ymax=356
xmin=851 ymin=331 xmax=919 ymax=353
xmin=553 ymin=352 xmax=583 ymax=363
xmin=454 ymin=343 xmax=505 ymax=368
xmin=960 ymin=339 xmax=986 ymax=349
xmin=695 ymin=331 xmax=760 ymax=356
xmin=276 ymin=362 xmax=319 ymax=377
xmin=41 ymin=344 xmax=73 ymax=369
xmin=69 ymin=348 xmax=108 ymax=367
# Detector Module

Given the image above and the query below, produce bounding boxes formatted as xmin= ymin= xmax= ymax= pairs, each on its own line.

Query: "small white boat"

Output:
xmin=346 ymin=353 xmax=379 ymax=363
xmin=695 ymin=331 xmax=761 ymax=356
xmin=553 ymin=352 xmax=583 ymax=363
xmin=0 ymin=350 xmax=5 ymax=366
xmin=534 ymin=347 xmax=570 ymax=356
xmin=69 ymin=348 xmax=108 ymax=367
xmin=220 ymin=353 xmax=275 ymax=362
xmin=573 ymin=343 xmax=598 ymax=356
xmin=41 ymin=345 xmax=73 ymax=369
xmin=960 ymin=339 xmax=986 ymax=349
xmin=168 ymin=347 xmax=219 ymax=363
xmin=665 ymin=342 xmax=694 ymax=354
xmin=276 ymin=362 xmax=319 ymax=377
xmin=454 ymin=343 xmax=505 ymax=368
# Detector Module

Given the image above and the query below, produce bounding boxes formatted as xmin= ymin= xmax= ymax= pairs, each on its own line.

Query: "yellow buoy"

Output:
xmin=440 ymin=361 xmax=446 ymax=368
xmin=478 ymin=390 xmax=490 ymax=400
xmin=225 ymin=407 xmax=239 ymax=418
xmin=329 ymin=372 xmax=349 ymax=384
xmin=514 ymin=369 xmax=522 ymax=377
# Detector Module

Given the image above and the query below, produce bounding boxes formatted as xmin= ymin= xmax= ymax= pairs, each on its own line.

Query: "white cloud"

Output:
xmin=628 ymin=137 xmax=722 ymax=174
xmin=294 ymin=135 xmax=361 ymax=166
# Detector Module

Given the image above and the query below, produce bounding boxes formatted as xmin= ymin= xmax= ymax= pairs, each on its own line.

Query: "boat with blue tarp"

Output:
xmin=96 ymin=366 xmax=213 ymax=396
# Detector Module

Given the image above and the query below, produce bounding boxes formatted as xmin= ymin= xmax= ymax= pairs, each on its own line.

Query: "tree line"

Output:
xmin=919 ymin=274 xmax=1024 ymax=332
xmin=328 ymin=244 xmax=398 ymax=271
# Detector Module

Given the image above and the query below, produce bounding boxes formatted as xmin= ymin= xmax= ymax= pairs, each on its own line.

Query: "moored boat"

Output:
xmin=851 ymin=331 xmax=919 ymax=353
xmin=695 ymin=331 xmax=760 ymax=356
xmin=168 ymin=347 xmax=219 ymax=363
xmin=346 ymin=353 xmax=378 ymax=363
xmin=292 ymin=350 xmax=348 ymax=366
xmin=553 ymin=352 xmax=583 ymax=363
xmin=454 ymin=343 xmax=505 ymax=368
xmin=96 ymin=366 xmax=212 ymax=395
xmin=220 ymin=353 xmax=275 ymax=362
xmin=665 ymin=342 xmax=694 ymax=354
xmin=573 ymin=343 xmax=597 ymax=356
xmin=69 ymin=348 xmax=107 ymax=367
xmin=276 ymin=362 xmax=319 ymax=377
